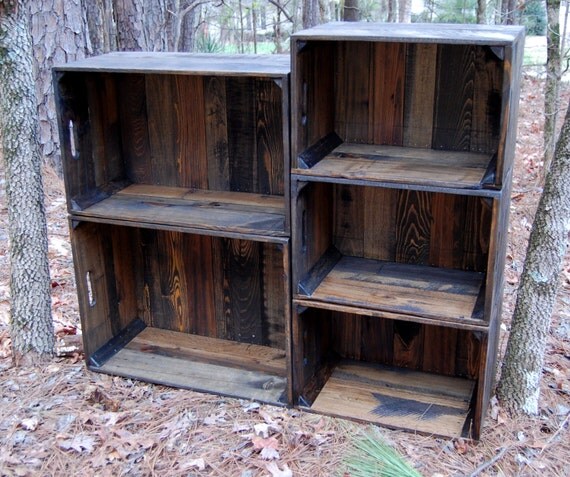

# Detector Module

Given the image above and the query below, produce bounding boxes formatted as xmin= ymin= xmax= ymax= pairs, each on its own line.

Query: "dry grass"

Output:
xmin=0 ymin=73 xmax=569 ymax=477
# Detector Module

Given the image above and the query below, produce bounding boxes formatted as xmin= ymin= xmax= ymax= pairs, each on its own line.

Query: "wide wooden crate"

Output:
xmin=54 ymin=53 xmax=292 ymax=405
xmin=290 ymin=23 xmax=524 ymax=439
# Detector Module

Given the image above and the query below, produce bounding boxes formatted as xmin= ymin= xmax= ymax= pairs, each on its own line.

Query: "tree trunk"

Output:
xmin=0 ymin=1 xmax=54 ymax=362
xmin=29 ymin=0 xmax=88 ymax=175
xmin=501 ymin=0 xmax=517 ymax=24
xmin=544 ymin=0 xmax=562 ymax=176
xmin=398 ymin=0 xmax=412 ymax=22
xmin=84 ymin=0 xmax=117 ymax=55
xmin=497 ymin=103 xmax=570 ymax=415
xmin=113 ymin=0 xmax=147 ymax=50
xmin=302 ymin=0 xmax=319 ymax=28
xmin=343 ymin=0 xmax=360 ymax=21
xmin=387 ymin=0 xmax=397 ymax=22
xmin=477 ymin=0 xmax=486 ymax=23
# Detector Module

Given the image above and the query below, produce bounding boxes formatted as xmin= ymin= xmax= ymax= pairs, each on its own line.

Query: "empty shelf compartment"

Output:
xmin=310 ymin=360 xmax=475 ymax=437
xmin=297 ymin=256 xmax=486 ymax=328
xmin=295 ymin=143 xmax=495 ymax=191
xmin=92 ymin=323 xmax=288 ymax=404
xmin=73 ymin=184 xmax=287 ymax=237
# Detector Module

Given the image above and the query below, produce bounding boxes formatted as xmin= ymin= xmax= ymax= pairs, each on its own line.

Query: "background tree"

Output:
xmin=343 ymin=0 xmax=360 ymax=21
xmin=543 ymin=0 xmax=562 ymax=175
xmin=0 ymin=0 xmax=54 ymax=363
xmin=497 ymin=102 xmax=570 ymax=414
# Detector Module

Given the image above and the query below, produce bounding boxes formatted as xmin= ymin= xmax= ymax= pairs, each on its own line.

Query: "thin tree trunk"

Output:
xmin=477 ymin=0 xmax=486 ymax=24
xmin=497 ymin=103 xmax=570 ymax=415
xmin=252 ymin=4 xmax=257 ymax=54
xmin=398 ymin=0 xmax=412 ymax=22
xmin=0 ymin=1 xmax=54 ymax=363
xmin=387 ymin=0 xmax=397 ymax=22
xmin=302 ymin=0 xmax=319 ymax=28
xmin=544 ymin=0 xmax=562 ymax=176
xmin=343 ymin=0 xmax=360 ymax=21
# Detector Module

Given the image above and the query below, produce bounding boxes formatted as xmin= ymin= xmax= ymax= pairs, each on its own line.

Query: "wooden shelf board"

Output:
xmin=73 ymin=184 xmax=287 ymax=237
xmin=299 ymin=256 xmax=485 ymax=325
xmin=95 ymin=326 xmax=288 ymax=404
xmin=311 ymin=360 xmax=474 ymax=437
xmin=294 ymin=143 xmax=494 ymax=191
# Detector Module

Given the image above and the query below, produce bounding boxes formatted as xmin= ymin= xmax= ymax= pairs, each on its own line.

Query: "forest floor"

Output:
xmin=0 ymin=73 xmax=569 ymax=477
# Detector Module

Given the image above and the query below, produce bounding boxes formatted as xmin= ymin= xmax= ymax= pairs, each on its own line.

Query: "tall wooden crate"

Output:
xmin=54 ymin=53 xmax=292 ymax=405
xmin=290 ymin=23 xmax=524 ymax=438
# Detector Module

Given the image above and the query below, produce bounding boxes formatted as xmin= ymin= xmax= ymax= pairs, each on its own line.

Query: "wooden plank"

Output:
xmin=71 ymin=222 xmax=114 ymax=358
xmin=422 ymin=326 xmax=458 ymax=376
xmin=364 ymin=187 xmax=397 ymax=261
xmin=220 ymin=239 xmax=263 ymax=345
xmin=471 ymin=46 xmax=503 ymax=154
xmin=145 ymin=75 xmax=178 ymax=185
xmin=334 ymin=184 xmax=364 ymax=256
xmin=332 ymin=312 xmax=362 ymax=360
xmin=298 ymin=143 xmax=493 ymax=190
xmin=140 ymin=228 xmax=168 ymax=328
xmin=127 ymin=327 xmax=286 ymax=375
xmin=404 ymin=43 xmax=437 ymax=148
xmin=56 ymin=52 xmax=291 ymax=76
xmin=372 ymin=42 xmax=405 ymax=145
xmin=336 ymin=42 xmax=372 ymax=143
xmin=311 ymin=360 xmax=474 ymax=438
xmin=85 ymin=73 xmax=123 ymax=188
xmin=227 ymin=77 xmax=257 ymax=193
xmin=261 ymin=242 xmax=287 ymax=348
xmin=290 ymin=23 xmax=524 ymax=46
xmin=74 ymin=185 xmax=287 ymax=237
xmin=176 ymin=75 xmax=209 ymax=188
xmin=118 ymin=74 xmax=152 ymax=183
xmin=97 ymin=328 xmax=287 ymax=404
xmin=433 ymin=45 xmax=476 ymax=151
xmin=256 ymin=78 xmax=285 ymax=195
xmin=309 ymin=256 xmax=485 ymax=323
xmin=204 ymin=76 xmax=230 ymax=190
xmin=183 ymin=234 xmax=217 ymax=337
xmin=395 ymin=190 xmax=432 ymax=264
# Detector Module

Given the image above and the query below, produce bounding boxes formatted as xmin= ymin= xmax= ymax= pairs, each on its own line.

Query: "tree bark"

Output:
xmin=113 ymin=0 xmax=147 ymax=50
xmin=398 ymin=0 xmax=411 ymax=22
xmin=29 ymin=0 xmax=88 ymax=175
xmin=343 ymin=0 xmax=360 ymax=21
xmin=302 ymin=0 xmax=319 ymax=27
xmin=544 ymin=0 xmax=562 ymax=176
xmin=497 ymin=104 xmax=570 ymax=415
xmin=477 ymin=0 xmax=486 ymax=24
xmin=0 ymin=1 xmax=54 ymax=362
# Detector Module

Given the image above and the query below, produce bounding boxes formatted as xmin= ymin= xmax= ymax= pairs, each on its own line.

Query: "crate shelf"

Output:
xmin=296 ymin=255 xmax=486 ymax=330
xmin=294 ymin=142 xmax=497 ymax=194
xmin=72 ymin=184 xmax=287 ymax=238
xmin=92 ymin=321 xmax=288 ymax=404
xmin=310 ymin=360 xmax=475 ymax=437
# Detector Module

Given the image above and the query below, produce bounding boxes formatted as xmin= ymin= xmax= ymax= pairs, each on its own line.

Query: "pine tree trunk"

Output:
xmin=29 ymin=0 xmax=88 ymax=175
xmin=497 ymin=104 xmax=570 ymax=415
xmin=477 ymin=0 xmax=486 ymax=23
xmin=343 ymin=0 xmax=360 ymax=21
xmin=544 ymin=0 xmax=562 ymax=176
xmin=113 ymin=0 xmax=147 ymax=50
xmin=0 ymin=1 xmax=54 ymax=363
xmin=398 ymin=0 xmax=412 ymax=22
xmin=302 ymin=0 xmax=319 ymax=27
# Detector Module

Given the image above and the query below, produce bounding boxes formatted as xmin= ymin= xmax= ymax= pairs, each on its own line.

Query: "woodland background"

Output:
xmin=0 ymin=0 xmax=569 ymax=476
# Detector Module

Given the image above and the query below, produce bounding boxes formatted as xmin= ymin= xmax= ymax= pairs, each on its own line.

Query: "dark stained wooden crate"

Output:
xmin=290 ymin=22 xmax=524 ymax=439
xmin=54 ymin=54 xmax=292 ymax=405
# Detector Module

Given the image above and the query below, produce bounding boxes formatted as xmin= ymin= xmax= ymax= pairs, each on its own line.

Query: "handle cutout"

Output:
xmin=86 ymin=271 xmax=96 ymax=307
xmin=68 ymin=119 xmax=80 ymax=160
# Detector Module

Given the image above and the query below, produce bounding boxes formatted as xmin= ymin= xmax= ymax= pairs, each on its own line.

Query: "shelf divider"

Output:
xmin=296 ymin=255 xmax=486 ymax=329
xmin=71 ymin=184 xmax=287 ymax=238
xmin=294 ymin=143 xmax=495 ymax=191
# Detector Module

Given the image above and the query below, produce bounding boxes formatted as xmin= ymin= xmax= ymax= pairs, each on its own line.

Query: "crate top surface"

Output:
xmin=53 ymin=52 xmax=290 ymax=77
xmin=293 ymin=22 xmax=525 ymax=46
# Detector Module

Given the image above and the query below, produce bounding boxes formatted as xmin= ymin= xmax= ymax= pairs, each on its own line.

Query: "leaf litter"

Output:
xmin=0 ymin=74 xmax=569 ymax=476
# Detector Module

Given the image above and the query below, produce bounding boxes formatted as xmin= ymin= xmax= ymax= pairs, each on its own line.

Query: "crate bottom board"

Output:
xmin=309 ymin=360 xmax=475 ymax=438
xmin=90 ymin=325 xmax=288 ymax=405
